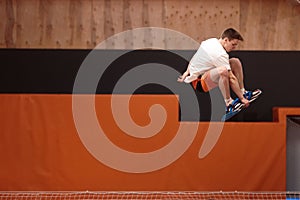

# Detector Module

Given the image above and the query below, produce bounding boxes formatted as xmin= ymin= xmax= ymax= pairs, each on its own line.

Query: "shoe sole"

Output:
xmin=248 ymin=89 xmax=262 ymax=103
xmin=234 ymin=103 xmax=243 ymax=111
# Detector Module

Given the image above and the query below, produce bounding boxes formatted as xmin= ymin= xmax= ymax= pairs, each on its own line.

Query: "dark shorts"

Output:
xmin=191 ymin=76 xmax=207 ymax=93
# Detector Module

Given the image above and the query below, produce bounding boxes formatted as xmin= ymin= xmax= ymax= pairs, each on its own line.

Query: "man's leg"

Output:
xmin=230 ymin=57 xmax=262 ymax=102
xmin=200 ymin=67 xmax=244 ymax=114
xmin=201 ymin=67 xmax=232 ymax=106
xmin=229 ymin=58 xmax=244 ymax=91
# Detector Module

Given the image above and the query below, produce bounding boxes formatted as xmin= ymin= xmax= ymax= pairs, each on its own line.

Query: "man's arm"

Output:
xmin=177 ymin=67 xmax=190 ymax=82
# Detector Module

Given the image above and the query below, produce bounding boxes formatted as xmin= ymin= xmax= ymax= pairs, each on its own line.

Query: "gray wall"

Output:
xmin=287 ymin=117 xmax=300 ymax=191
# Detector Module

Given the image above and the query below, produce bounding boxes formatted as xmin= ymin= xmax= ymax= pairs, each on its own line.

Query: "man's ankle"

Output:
xmin=225 ymin=97 xmax=233 ymax=106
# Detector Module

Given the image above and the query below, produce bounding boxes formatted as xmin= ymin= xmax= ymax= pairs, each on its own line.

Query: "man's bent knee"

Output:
xmin=229 ymin=58 xmax=242 ymax=67
xmin=218 ymin=66 xmax=229 ymax=77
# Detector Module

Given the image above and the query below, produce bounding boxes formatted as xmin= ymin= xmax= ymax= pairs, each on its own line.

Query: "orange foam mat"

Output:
xmin=0 ymin=94 xmax=291 ymax=191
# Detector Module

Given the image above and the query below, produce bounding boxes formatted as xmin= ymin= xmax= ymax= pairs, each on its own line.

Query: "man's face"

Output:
xmin=223 ymin=38 xmax=239 ymax=52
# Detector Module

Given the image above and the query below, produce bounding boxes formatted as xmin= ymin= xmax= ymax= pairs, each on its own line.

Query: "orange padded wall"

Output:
xmin=0 ymin=94 xmax=286 ymax=191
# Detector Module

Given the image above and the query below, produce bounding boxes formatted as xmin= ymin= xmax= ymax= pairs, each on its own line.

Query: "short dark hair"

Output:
xmin=221 ymin=28 xmax=244 ymax=41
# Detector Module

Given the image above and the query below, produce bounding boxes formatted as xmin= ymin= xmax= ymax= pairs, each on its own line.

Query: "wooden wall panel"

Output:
xmin=164 ymin=0 xmax=240 ymax=42
xmin=0 ymin=0 xmax=15 ymax=48
xmin=0 ymin=0 xmax=299 ymax=50
xmin=240 ymin=0 xmax=300 ymax=50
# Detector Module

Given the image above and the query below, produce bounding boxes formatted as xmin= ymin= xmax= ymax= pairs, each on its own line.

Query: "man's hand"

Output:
xmin=240 ymin=97 xmax=250 ymax=107
xmin=177 ymin=75 xmax=185 ymax=82
xmin=177 ymin=71 xmax=189 ymax=82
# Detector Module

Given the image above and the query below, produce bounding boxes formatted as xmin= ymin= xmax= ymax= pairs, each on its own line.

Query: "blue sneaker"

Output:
xmin=222 ymin=98 xmax=243 ymax=121
xmin=244 ymin=89 xmax=262 ymax=103
xmin=226 ymin=98 xmax=243 ymax=114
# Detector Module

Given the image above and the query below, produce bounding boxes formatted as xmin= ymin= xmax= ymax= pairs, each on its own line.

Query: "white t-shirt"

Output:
xmin=184 ymin=38 xmax=231 ymax=83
